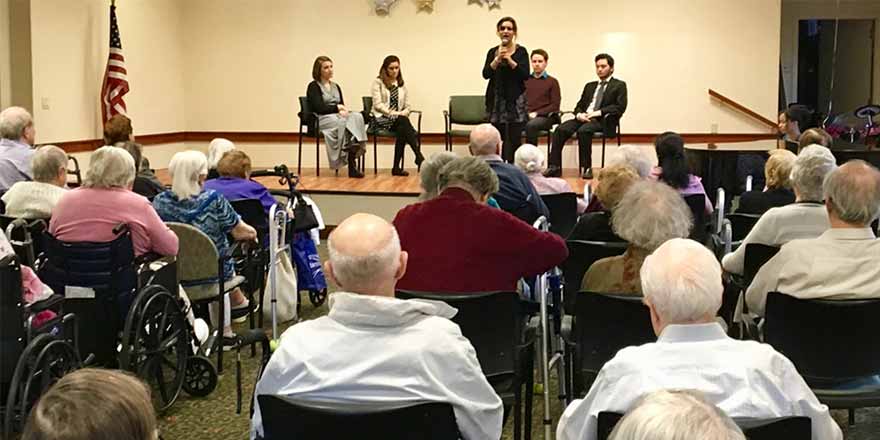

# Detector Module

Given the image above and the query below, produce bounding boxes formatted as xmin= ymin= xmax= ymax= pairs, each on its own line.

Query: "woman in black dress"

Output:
xmin=482 ymin=16 xmax=529 ymax=163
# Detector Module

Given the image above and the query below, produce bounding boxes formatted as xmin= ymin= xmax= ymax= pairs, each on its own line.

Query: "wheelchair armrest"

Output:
xmin=134 ymin=252 xmax=164 ymax=266
xmin=523 ymin=315 xmax=540 ymax=345
xmin=560 ymin=314 xmax=573 ymax=344
xmin=25 ymin=294 xmax=64 ymax=314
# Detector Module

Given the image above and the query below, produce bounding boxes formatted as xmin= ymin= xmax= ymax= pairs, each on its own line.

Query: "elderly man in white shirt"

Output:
xmin=557 ymin=238 xmax=842 ymax=440
xmin=746 ymin=160 xmax=880 ymax=317
xmin=2 ymin=145 xmax=67 ymax=219
xmin=0 ymin=106 xmax=36 ymax=191
xmin=250 ymin=213 xmax=502 ymax=440
xmin=722 ymin=145 xmax=836 ymax=275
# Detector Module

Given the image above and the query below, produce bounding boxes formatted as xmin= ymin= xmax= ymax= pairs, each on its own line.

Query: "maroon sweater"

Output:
xmin=393 ymin=188 xmax=568 ymax=293
xmin=525 ymin=74 xmax=561 ymax=116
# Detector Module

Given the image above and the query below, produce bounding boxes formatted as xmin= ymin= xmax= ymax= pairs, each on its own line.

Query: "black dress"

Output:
xmin=482 ymin=45 xmax=530 ymax=162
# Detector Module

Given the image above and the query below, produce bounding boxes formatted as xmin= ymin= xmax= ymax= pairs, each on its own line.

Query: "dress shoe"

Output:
xmin=392 ymin=168 xmax=410 ymax=177
xmin=543 ymin=166 xmax=562 ymax=178
xmin=582 ymin=168 xmax=594 ymax=180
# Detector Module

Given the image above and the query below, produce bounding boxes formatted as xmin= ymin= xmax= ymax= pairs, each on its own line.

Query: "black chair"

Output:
xmin=562 ymin=292 xmax=655 ymax=399
xmin=560 ymin=240 xmax=627 ymax=311
xmin=683 ymin=193 xmax=708 ymax=243
xmin=66 ymin=155 xmax=82 ymax=187
xmin=727 ymin=213 xmax=762 ymax=242
xmin=361 ymin=96 xmax=422 ymax=175
xmin=553 ymin=112 xmax=622 ymax=172
xmin=296 ymin=96 xmax=322 ymax=176
xmin=764 ymin=292 xmax=880 ymax=426
xmin=256 ymin=395 xmax=459 ymax=440
xmin=395 ymin=290 xmax=534 ymax=440
xmin=597 ymin=411 xmax=811 ymax=440
xmin=0 ymin=216 xmax=47 ymax=267
xmin=230 ymin=198 xmax=270 ymax=330
xmin=541 ymin=193 xmax=578 ymax=238
xmin=742 ymin=243 xmax=780 ymax=292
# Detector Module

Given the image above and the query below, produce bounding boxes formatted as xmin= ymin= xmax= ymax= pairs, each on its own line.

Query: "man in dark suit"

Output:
xmin=545 ymin=53 xmax=627 ymax=179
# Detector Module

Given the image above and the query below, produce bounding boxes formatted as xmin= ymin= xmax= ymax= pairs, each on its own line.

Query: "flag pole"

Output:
xmin=111 ymin=0 xmax=115 ymax=6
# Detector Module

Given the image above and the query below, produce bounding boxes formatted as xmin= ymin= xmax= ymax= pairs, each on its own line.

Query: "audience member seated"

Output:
xmin=582 ymin=145 xmax=652 ymax=213
xmin=417 ymin=151 xmax=458 ymax=200
xmin=394 ymin=156 xmax=567 ymax=292
xmin=608 ymin=390 xmax=745 ymax=440
xmin=557 ymin=238 xmax=843 ymax=440
xmin=251 ymin=213 xmax=503 ymax=440
xmin=514 ymin=144 xmax=588 ymax=213
xmin=206 ymin=137 xmax=235 ymax=180
xmin=115 ymin=141 xmax=165 ymax=199
xmin=204 ymin=150 xmax=275 ymax=215
xmin=2 ymin=145 xmax=67 ymax=219
xmin=721 ymin=145 xmax=836 ymax=275
xmin=104 ymin=114 xmax=159 ymax=179
xmin=734 ymin=149 xmax=796 ymax=215
xmin=50 ymin=146 xmax=178 ymax=257
xmin=0 ymin=106 xmax=36 ymax=191
xmin=798 ymin=127 xmax=832 ymax=151
xmin=746 ymin=160 xmax=880 ymax=317
xmin=23 ymin=368 xmax=157 ymax=440
xmin=152 ymin=151 xmax=257 ymax=333
xmin=0 ymin=228 xmax=55 ymax=328
xmin=469 ymin=123 xmax=549 ymax=223
xmin=778 ymin=105 xmax=816 ymax=153
xmin=568 ymin=164 xmax=638 ymax=242
xmin=581 ymin=181 xmax=691 ymax=295
xmin=651 ymin=132 xmax=712 ymax=214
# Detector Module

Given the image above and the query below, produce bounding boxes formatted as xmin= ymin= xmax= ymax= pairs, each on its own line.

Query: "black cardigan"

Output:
xmin=482 ymin=45 xmax=530 ymax=114
xmin=306 ymin=81 xmax=345 ymax=115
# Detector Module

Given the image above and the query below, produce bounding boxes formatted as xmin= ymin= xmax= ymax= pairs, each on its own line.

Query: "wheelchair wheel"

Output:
xmin=121 ymin=285 xmax=188 ymax=413
xmin=309 ymin=288 xmax=327 ymax=307
xmin=182 ymin=355 xmax=218 ymax=397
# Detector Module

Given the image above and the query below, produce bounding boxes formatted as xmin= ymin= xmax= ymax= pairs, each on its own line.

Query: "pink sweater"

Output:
xmin=49 ymin=187 xmax=178 ymax=256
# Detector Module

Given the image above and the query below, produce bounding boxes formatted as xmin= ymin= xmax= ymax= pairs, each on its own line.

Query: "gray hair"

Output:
xmin=328 ymin=226 xmax=401 ymax=288
xmin=84 ymin=146 xmax=136 ymax=189
xmin=824 ymin=160 xmax=880 ymax=226
xmin=207 ymin=138 xmax=235 ymax=170
xmin=610 ymin=389 xmax=745 ymax=440
xmin=514 ymin=144 xmax=545 ymax=174
xmin=168 ymin=150 xmax=208 ymax=199
xmin=419 ymin=151 xmax=458 ymax=200
xmin=790 ymin=145 xmax=837 ymax=202
xmin=469 ymin=123 xmax=502 ymax=156
xmin=32 ymin=145 xmax=68 ymax=183
xmin=609 ymin=145 xmax=652 ymax=178
xmin=0 ymin=106 xmax=33 ymax=140
xmin=114 ymin=141 xmax=143 ymax=173
xmin=438 ymin=156 xmax=500 ymax=197
xmin=641 ymin=238 xmax=723 ymax=323
xmin=612 ymin=181 xmax=692 ymax=251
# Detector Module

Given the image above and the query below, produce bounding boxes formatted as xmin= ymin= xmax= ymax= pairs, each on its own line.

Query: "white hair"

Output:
xmin=0 ymin=106 xmax=33 ymax=140
xmin=612 ymin=181 xmax=692 ymax=251
xmin=207 ymin=138 xmax=235 ymax=170
xmin=469 ymin=123 xmax=501 ymax=156
xmin=328 ymin=226 xmax=401 ymax=288
xmin=83 ymin=146 xmax=135 ymax=189
xmin=419 ymin=151 xmax=458 ymax=200
xmin=609 ymin=145 xmax=652 ymax=178
xmin=32 ymin=145 xmax=68 ymax=183
xmin=790 ymin=144 xmax=837 ymax=202
xmin=514 ymin=144 xmax=545 ymax=174
xmin=824 ymin=160 xmax=880 ymax=226
xmin=641 ymin=238 xmax=723 ymax=323
xmin=610 ymin=390 xmax=745 ymax=440
xmin=168 ymin=150 xmax=208 ymax=199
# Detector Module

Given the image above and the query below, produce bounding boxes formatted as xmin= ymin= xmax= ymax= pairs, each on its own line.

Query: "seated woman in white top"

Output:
xmin=370 ymin=55 xmax=424 ymax=176
xmin=514 ymin=144 xmax=587 ymax=213
xmin=2 ymin=145 xmax=67 ymax=219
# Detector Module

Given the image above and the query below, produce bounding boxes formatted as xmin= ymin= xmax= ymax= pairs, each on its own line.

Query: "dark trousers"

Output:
xmin=549 ymin=119 xmax=602 ymax=170
xmin=494 ymin=122 xmax=525 ymax=163
xmin=525 ymin=116 xmax=554 ymax=146
xmin=390 ymin=116 xmax=421 ymax=169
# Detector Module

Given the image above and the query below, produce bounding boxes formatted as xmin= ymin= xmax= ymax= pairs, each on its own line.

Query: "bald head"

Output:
xmin=326 ymin=213 xmax=407 ymax=295
xmin=824 ymin=160 xmax=880 ymax=227
xmin=469 ymin=123 xmax=502 ymax=156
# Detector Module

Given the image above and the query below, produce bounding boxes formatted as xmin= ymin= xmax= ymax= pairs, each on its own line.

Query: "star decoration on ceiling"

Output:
xmin=485 ymin=0 xmax=501 ymax=8
xmin=374 ymin=0 xmax=397 ymax=14
xmin=416 ymin=0 xmax=434 ymax=11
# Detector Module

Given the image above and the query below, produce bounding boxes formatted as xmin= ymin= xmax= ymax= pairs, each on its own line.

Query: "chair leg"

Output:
xmin=524 ymin=352 xmax=534 ymax=440
xmin=315 ymin=136 xmax=320 ymax=177
xmin=297 ymin=133 xmax=303 ymax=176
xmin=373 ymin=135 xmax=379 ymax=175
xmin=601 ymin=136 xmax=607 ymax=168
xmin=849 ymin=408 xmax=856 ymax=426
xmin=514 ymin=386 xmax=523 ymax=440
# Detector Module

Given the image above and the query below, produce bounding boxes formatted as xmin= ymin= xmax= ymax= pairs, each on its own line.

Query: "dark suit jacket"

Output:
xmin=485 ymin=158 xmax=549 ymax=224
xmin=573 ymin=77 xmax=628 ymax=127
xmin=735 ymin=188 xmax=795 ymax=215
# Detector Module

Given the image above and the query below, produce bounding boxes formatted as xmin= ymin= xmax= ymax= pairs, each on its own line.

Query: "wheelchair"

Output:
xmin=36 ymin=223 xmax=219 ymax=412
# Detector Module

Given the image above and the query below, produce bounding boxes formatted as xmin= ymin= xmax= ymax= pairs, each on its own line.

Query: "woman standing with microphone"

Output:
xmin=482 ymin=16 xmax=530 ymax=163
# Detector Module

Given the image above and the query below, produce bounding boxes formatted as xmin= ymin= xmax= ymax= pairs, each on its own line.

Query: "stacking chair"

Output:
xmin=559 ymin=240 xmax=627 ymax=311
xmin=395 ymin=290 xmax=535 ymax=440
xmin=553 ymin=112 xmax=622 ymax=172
xmin=443 ymin=96 xmax=487 ymax=151
xmin=683 ymin=194 xmax=708 ymax=244
xmin=741 ymin=243 xmax=780 ymax=290
xmin=361 ymin=96 xmax=422 ymax=175
xmin=728 ymin=213 xmax=762 ymax=242
xmin=256 ymin=395 xmax=459 ymax=440
xmin=764 ymin=292 xmax=880 ymax=426
xmin=540 ymin=193 xmax=578 ymax=238
xmin=66 ymin=155 xmax=82 ymax=187
xmin=597 ymin=412 xmax=811 ymax=440
xmin=296 ymin=96 xmax=322 ymax=176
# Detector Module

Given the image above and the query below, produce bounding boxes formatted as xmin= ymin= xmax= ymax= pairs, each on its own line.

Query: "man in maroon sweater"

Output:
xmin=524 ymin=49 xmax=562 ymax=146
xmin=393 ymin=156 xmax=568 ymax=293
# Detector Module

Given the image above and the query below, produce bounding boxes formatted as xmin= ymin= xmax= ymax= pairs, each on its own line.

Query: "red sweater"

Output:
xmin=524 ymin=74 xmax=561 ymax=116
xmin=393 ymin=188 xmax=568 ymax=293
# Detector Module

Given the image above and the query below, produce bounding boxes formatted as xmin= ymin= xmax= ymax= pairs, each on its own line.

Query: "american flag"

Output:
xmin=100 ymin=4 xmax=129 ymax=122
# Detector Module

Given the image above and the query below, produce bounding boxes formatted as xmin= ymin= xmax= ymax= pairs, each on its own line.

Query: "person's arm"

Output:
xmin=599 ymin=80 xmax=628 ymax=117
xmin=482 ymin=48 xmax=498 ymax=79
xmin=371 ymin=78 xmax=392 ymax=116
xmin=511 ymin=46 xmax=530 ymax=81
xmin=231 ymin=220 xmax=257 ymax=242
xmin=574 ymin=83 xmax=591 ymax=115
xmin=144 ymin=203 xmax=179 ymax=256
xmin=778 ymin=357 xmax=844 ymax=440
xmin=556 ymin=366 xmax=625 ymax=440
xmin=306 ymin=81 xmax=339 ymax=115
xmin=499 ymin=209 xmax=568 ymax=277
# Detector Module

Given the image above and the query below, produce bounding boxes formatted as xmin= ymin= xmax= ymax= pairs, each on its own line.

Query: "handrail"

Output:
xmin=709 ymin=89 xmax=777 ymax=129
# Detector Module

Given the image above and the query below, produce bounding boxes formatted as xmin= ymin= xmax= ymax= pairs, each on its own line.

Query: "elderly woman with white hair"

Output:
xmin=721 ymin=144 xmax=836 ymax=275
xmin=49 ymin=146 xmax=178 ymax=256
xmin=206 ymin=138 xmax=235 ymax=180
xmin=609 ymin=390 xmax=745 ymax=440
xmin=514 ymin=144 xmax=588 ymax=213
xmin=582 ymin=180 xmax=692 ymax=295
xmin=2 ymin=145 xmax=67 ymax=218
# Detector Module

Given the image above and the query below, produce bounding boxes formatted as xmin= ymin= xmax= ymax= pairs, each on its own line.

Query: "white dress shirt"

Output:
xmin=556 ymin=323 xmax=841 ymax=440
xmin=250 ymin=292 xmax=503 ymax=440
xmin=746 ymin=227 xmax=880 ymax=317
xmin=721 ymin=202 xmax=829 ymax=275
xmin=585 ymin=76 xmax=612 ymax=115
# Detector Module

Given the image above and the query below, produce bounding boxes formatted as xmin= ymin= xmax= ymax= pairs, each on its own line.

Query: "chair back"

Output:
xmin=560 ymin=240 xmax=627 ymax=311
xmin=298 ymin=96 xmax=317 ymax=136
xmin=395 ymin=291 xmax=522 ymax=379
xmin=541 ymin=193 xmax=578 ymax=238
xmin=597 ymin=411 xmax=811 ymax=440
xmin=728 ymin=213 xmax=762 ymax=241
xmin=683 ymin=194 xmax=708 ymax=243
xmin=0 ymin=216 xmax=48 ymax=267
xmin=166 ymin=222 xmax=220 ymax=284
xmin=230 ymin=199 xmax=270 ymax=240
xmin=257 ymin=395 xmax=460 ymax=440
xmin=764 ymin=292 xmax=880 ymax=381
xmin=742 ymin=243 xmax=779 ymax=289
xmin=448 ymin=96 xmax=487 ymax=125
xmin=0 ymin=255 xmax=24 ymax=386
xmin=361 ymin=96 xmax=375 ymax=125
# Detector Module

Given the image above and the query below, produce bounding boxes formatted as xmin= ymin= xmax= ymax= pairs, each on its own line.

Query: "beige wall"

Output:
xmin=9 ymin=0 xmax=32 ymax=112
xmin=0 ymin=0 xmax=10 ymax=109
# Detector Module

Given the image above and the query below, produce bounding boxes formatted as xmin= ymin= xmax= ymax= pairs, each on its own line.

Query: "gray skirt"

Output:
xmin=318 ymin=112 xmax=367 ymax=169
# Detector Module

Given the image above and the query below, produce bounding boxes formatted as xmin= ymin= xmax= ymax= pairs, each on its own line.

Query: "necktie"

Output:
xmin=593 ymin=81 xmax=607 ymax=110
